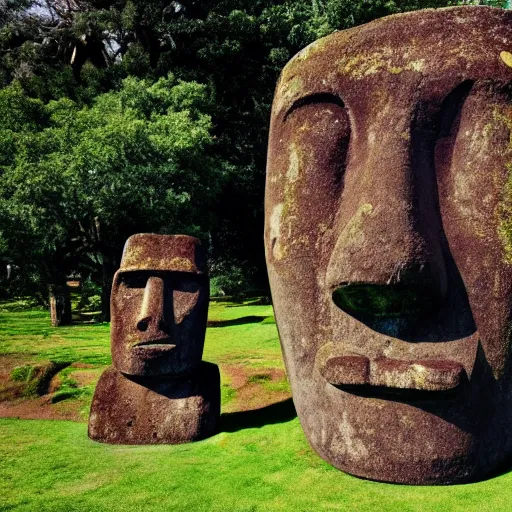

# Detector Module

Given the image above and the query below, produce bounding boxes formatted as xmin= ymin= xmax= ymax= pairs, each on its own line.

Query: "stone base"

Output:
xmin=88 ymin=362 xmax=220 ymax=444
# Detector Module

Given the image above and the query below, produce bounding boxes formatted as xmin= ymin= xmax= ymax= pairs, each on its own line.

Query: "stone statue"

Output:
xmin=264 ymin=6 xmax=512 ymax=484
xmin=89 ymin=234 xmax=220 ymax=444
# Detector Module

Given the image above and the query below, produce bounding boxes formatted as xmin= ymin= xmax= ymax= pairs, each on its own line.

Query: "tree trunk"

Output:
xmin=49 ymin=283 xmax=72 ymax=327
xmin=100 ymin=254 xmax=113 ymax=322
xmin=100 ymin=277 xmax=112 ymax=322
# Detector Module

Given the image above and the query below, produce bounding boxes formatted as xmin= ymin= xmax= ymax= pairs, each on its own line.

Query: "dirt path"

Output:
xmin=1 ymin=354 xmax=291 ymax=422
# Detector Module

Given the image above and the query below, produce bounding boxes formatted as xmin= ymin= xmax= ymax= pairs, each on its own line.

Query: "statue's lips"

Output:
xmin=131 ymin=338 xmax=176 ymax=351
xmin=320 ymin=355 xmax=466 ymax=394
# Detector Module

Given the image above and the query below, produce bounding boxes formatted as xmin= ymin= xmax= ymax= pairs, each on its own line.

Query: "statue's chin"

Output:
xmin=282 ymin=333 xmax=510 ymax=485
xmin=294 ymin=381 xmax=483 ymax=484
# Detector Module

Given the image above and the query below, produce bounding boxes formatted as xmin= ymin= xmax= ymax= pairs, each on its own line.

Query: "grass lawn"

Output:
xmin=1 ymin=299 xmax=512 ymax=511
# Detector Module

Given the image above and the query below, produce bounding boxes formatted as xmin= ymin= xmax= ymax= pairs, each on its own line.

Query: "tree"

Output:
xmin=0 ymin=75 xmax=228 ymax=321
xmin=1 ymin=0 xmax=490 ymax=300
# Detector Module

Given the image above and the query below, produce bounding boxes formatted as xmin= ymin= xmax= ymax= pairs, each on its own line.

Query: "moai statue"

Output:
xmin=265 ymin=6 xmax=512 ymax=484
xmin=89 ymin=234 xmax=220 ymax=444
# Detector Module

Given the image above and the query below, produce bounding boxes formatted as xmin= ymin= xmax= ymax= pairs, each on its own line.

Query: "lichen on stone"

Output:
xmin=495 ymin=107 xmax=512 ymax=262
xmin=339 ymin=203 xmax=374 ymax=247
xmin=274 ymin=75 xmax=304 ymax=116
xmin=168 ymin=257 xmax=194 ymax=272
xmin=338 ymin=50 xmax=424 ymax=79
xmin=500 ymin=51 xmax=512 ymax=69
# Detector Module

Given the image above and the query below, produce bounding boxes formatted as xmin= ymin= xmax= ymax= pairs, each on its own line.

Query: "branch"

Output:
xmin=45 ymin=0 xmax=56 ymax=23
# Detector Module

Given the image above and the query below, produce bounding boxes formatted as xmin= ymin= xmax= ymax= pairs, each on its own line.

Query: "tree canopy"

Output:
xmin=0 ymin=74 xmax=228 ymax=312
xmin=0 ymin=0 xmax=509 ymax=312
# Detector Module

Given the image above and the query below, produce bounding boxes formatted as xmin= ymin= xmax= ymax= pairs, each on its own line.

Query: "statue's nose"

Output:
xmin=136 ymin=276 xmax=168 ymax=333
xmin=328 ymin=208 xmax=447 ymax=324
xmin=326 ymin=155 xmax=448 ymax=322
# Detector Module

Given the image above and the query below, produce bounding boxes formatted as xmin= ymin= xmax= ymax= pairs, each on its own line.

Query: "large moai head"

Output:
xmin=111 ymin=234 xmax=209 ymax=377
xmin=264 ymin=7 xmax=512 ymax=484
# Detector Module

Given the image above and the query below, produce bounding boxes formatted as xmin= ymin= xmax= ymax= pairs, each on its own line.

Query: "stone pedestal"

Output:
xmin=88 ymin=362 xmax=220 ymax=444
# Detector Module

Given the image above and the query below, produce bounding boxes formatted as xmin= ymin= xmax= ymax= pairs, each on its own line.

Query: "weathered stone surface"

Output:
xmin=265 ymin=6 xmax=512 ymax=484
xmin=88 ymin=363 xmax=220 ymax=444
xmin=119 ymin=233 xmax=207 ymax=274
xmin=111 ymin=234 xmax=209 ymax=377
xmin=89 ymin=233 xmax=219 ymax=444
xmin=319 ymin=356 xmax=465 ymax=391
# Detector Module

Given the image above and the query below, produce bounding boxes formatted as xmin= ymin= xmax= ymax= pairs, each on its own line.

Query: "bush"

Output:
xmin=77 ymin=279 xmax=102 ymax=312
xmin=210 ymin=264 xmax=265 ymax=298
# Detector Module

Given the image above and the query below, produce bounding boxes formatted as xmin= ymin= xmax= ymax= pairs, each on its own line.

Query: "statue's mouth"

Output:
xmin=320 ymin=354 xmax=467 ymax=399
xmin=131 ymin=338 xmax=176 ymax=351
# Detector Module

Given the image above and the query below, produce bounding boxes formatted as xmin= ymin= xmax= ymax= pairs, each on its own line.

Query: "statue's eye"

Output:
xmin=120 ymin=273 xmax=149 ymax=288
xmin=173 ymin=276 xmax=201 ymax=294
xmin=436 ymin=81 xmax=473 ymax=138
xmin=172 ymin=275 xmax=204 ymax=324
xmin=413 ymin=81 xmax=473 ymax=142
xmin=284 ymin=93 xmax=351 ymax=148
xmin=285 ymin=93 xmax=346 ymax=121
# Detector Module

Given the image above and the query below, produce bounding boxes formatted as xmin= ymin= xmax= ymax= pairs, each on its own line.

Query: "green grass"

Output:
xmin=2 ymin=417 xmax=512 ymax=512
xmin=0 ymin=298 xmax=284 ymax=416
xmin=0 ymin=309 xmax=111 ymax=366
xmin=50 ymin=365 xmax=92 ymax=404
xmin=0 ymin=300 xmax=281 ymax=369
xmin=2 ymin=300 xmax=512 ymax=511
